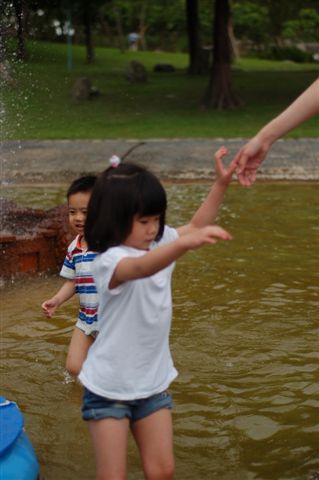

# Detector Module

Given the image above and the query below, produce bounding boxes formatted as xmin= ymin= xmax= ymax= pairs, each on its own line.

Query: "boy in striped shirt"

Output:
xmin=42 ymin=176 xmax=98 ymax=376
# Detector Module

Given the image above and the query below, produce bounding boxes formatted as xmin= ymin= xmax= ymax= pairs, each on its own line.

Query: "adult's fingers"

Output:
xmin=236 ymin=150 xmax=250 ymax=174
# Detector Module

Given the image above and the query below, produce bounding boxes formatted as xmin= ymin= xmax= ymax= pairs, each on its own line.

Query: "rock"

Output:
xmin=125 ymin=61 xmax=147 ymax=83
xmin=71 ymin=77 xmax=100 ymax=100
xmin=153 ymin=64 xmax=175 ymax=73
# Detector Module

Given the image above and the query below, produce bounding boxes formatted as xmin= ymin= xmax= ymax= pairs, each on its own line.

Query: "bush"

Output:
xmin=265 ymin=46 xmax=314 ymax=63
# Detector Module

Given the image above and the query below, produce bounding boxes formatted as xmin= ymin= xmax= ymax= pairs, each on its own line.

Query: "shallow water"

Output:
xmin=1 ymin=182 xmax=319 ymax=479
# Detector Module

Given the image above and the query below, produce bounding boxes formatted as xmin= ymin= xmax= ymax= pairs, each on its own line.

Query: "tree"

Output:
xmin=186 ymin=0 xmax=202 ymax=74
xmin=259 ymin=0 xmax=315 ymax=44
xmin=12 ymin=0 xmax=28 ymax=60
xmin=69 ymin=0 xmax=108 ymax=64
xmin=0 ymin=2 xmax=11 ymax=63
xmin=282 ymin=8 xmax=319 ymax=43
xmin=81 ymin=0 xmax=95 ymax=63
xmin=232 ymin=2 xmax=270 ymax=48
xmin=202 ymin=0 xmax=240 ymax=109
xmin=110 ymin=2 xmax=126 ymax=52
xmin=24 ymin=0 xmax=107 ymax=64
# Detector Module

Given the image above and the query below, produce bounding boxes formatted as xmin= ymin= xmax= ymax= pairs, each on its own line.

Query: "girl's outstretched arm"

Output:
xmin=109 ymin=225 xmax=232 ymax=289
xmin=178 ymin=146 xmax=237 ymax=237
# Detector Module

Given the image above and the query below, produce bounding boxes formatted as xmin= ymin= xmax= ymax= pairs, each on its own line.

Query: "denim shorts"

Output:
xmin=82 ymin=388 xmax=173 ymax=422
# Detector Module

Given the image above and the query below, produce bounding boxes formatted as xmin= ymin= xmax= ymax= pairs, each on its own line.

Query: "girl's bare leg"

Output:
xmin=131 ymin=409 xmax=174 ymax=480
xmin=89 ymin=417 xmax=130 ymax=480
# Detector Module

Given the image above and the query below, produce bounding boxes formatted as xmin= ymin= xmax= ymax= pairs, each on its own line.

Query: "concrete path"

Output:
xmin=1 ymin=138 xmax=318 ymax=183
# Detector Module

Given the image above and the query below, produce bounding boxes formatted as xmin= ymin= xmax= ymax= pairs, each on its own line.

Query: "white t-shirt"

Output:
xmin=78 ymin=225 xmax=179 ymax=400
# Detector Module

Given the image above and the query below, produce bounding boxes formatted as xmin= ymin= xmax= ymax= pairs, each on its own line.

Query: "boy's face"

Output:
xmin=68 ymin=191 xmax=91 ymax=236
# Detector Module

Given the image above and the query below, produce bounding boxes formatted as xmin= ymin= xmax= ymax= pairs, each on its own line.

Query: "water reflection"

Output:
xmin=1 ymin=183 xmax=318 ymax=479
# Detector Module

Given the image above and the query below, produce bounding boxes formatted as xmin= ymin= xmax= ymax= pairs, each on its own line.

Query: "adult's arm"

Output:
xmin=236 ymin=78 xmax=319 ymax=186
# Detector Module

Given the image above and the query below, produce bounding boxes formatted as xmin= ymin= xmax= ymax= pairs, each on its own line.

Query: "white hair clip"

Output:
xmin=109 ymin=155 xmax=121 ymax=168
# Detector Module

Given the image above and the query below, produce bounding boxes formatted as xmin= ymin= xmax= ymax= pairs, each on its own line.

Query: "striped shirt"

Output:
xmin=60 ymin=235 xmax=98 ymax=326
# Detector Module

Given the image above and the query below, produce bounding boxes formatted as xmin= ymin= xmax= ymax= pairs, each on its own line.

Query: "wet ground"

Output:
xmin=1 ymin=138 xmax=319 ymax=183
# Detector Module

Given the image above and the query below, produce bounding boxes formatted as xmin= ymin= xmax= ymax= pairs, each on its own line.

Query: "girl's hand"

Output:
xmin=41 ymin=298 xmax=59 ymax=318
xmin=182 ymin=225 xmax=232 ymax=250
xmin=214 ymin=146 xmax=238 ymax=185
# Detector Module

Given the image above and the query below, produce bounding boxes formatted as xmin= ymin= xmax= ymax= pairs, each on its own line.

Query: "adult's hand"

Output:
xmin=235 ymin=136 xmax=269 ymax=187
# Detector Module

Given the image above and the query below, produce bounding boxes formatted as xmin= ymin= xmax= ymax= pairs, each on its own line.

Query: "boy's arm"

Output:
xmin=42 ymin=279 xmax=75 ymax=317
xmin=177 ymin=147 xmax=237 ymax=237
xmin=110 ymin=225 xmax=232 ymax=288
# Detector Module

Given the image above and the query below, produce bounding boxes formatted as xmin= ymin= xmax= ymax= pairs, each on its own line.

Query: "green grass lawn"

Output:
xmin=2 ymin=41 xmax=319 ymax=140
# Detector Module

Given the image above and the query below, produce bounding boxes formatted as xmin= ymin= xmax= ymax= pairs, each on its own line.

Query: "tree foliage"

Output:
xmin=5 ymin=0 xmax=319 ymax=60
xmin=3 ymin=0 xmax=318 ymax=113
xmin=232 ymin=2 xmax=270 ymax=46
xmin=282 ymin=8 xmax=319 ymax=43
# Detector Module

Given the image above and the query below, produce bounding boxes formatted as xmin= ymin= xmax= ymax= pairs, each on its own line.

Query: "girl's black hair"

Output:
xmin=67 ymin=175 xmax=97 ymax=199
xmin=85 ymin=163 xmax=167 ymax=252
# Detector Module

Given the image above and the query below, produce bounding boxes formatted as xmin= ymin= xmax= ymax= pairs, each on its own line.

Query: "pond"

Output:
xmin=1 ymin=182 xmax=318 ymax=480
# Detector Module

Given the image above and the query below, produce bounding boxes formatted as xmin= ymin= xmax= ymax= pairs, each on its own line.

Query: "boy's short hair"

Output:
xmin=67 ymin=175 xmax=97 ymax=199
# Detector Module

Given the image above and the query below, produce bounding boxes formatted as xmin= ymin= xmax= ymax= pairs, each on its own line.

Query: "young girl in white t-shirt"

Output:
xmin=79 ymin=147 xmax=237 ymax=480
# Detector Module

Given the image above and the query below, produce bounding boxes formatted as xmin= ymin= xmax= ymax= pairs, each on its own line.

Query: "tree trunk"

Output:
xmin=112 ymin=5 xmax=126 ymax=53
xmin=0 ymin=3 xmax=13 ymax=62
xmin=138 ymin=0 xmax=148 ymax=51
xmin=202 ymin=0 xmax=240 ymax=109
xmin=83 ymin=3 xmax=95 ymax=64
xmin=14 ymin=0 xmax=27 ymax=61
xmin=228 ymin=15 xmax=239 ymax=59
xmin=186 ymin=0 xmax=204 ymax=74
xmin=99 ymin=15 xmax=112 ymax=45
xmin=0 ymin=16 xmax=7 ymax=63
